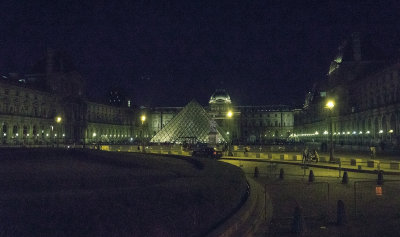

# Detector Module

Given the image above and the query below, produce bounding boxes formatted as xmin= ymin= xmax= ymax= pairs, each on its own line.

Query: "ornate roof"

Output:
xmin=209 ymin=89 xmax=231 ymax=104
xmin=328 ymin=32 xmax=386 ymax=75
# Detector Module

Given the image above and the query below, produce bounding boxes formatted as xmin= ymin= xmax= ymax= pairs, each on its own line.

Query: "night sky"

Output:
xmin=1 ymin=0 xmax=400 ymax=107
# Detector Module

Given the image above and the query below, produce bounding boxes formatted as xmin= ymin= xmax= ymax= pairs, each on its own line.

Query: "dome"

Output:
xmin=209 ymin=89 xmax=231 ymax=104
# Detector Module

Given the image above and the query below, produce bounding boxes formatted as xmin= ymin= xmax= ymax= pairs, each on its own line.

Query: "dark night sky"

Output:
xmin=1 ymin=0 xmax=400 ymax=107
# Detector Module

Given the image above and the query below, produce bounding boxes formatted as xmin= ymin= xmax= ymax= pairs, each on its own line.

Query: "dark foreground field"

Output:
xmin=0 ymin=149 xmax=248 ymax=237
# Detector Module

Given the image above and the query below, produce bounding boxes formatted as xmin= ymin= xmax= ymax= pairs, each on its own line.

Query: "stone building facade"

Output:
xmin=294 ymin=33 xmax=400 ymax=151
xmin=0 ymin=49 xmax=135 ymax=146
xmin=144 ymin=89 xmax=294 ymax=144
xmin=1 ymin=50 xmax=294 ymax=146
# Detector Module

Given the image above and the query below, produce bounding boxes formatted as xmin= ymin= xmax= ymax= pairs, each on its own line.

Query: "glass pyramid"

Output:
xmin=150 ymin=100 xmax=227 ymax=144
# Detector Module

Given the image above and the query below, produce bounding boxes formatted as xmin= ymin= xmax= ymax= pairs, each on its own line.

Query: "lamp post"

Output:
xmin=226 ymin=110 xmax=233 ymax=156
xmin=55 ymin=116 xmax=62 ymax=148
xmin=141 ymin=115 xmax=146 ymax=152
xmin=326 ymin=100 xmax=335 ymax=162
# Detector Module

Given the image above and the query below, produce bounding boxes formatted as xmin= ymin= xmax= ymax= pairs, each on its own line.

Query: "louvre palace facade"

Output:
xmin=0 ymin=49 xmax=136 ymax=146
xmin=294 ymin=33 xmax=400 ymax=151
xmin=0 ymin=49 xmax=294 ymax=146
xmin=145 ymin=89 xmax=294 ymax=145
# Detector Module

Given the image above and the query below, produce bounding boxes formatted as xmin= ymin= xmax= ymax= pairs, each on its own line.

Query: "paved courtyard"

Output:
xmin=222 ymin=158 xmax=400 ymax=237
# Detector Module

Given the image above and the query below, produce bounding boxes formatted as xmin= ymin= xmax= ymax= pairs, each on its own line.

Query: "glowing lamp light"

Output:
xmin=379 ymin=130 xmax=383 ymax=134
xmin=366 ymin=131 xmax=370 ymax=134
xmin=16 ymin=133 xmax=19 ymax=137
xmin=3 ymin=133 xmax=6 ymax=137
xmin=389 ymin=130 xmax=394 ymax=133
xmin=27 ymin=134 xmax=29 ymax=137
xmin=352 ymin=131 xmax=356 ymax=135
xmin=46 ymin=133 xmax=49 ymax=137
xmin=227 ymin=110 xmax=233 ymax=118
xmin=359 ymin=131 xmax=363 ymax=134
xmin=141 ymin=115 xmax=146 ymax=123
xmin=347 ymin=132 xmax=350 ymax=135
xmin=56 ymin=116 xmax=62 ymax=123
xmin=315 ymin=131 xmax=319 ymax=135
xmin=326 ymin=100 xmax=335 ymax=109
xmin=62 ymin=134 xmax=65 ymax=137
xmin=93 ymin=132 xmax=97 ymax=137
xmin=323 ymin=131 xmax=328 ymax=135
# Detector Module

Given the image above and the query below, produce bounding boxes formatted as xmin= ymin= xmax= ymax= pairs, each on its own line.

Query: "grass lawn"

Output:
xmin=0 ymin=149 xmax=248 ymax=237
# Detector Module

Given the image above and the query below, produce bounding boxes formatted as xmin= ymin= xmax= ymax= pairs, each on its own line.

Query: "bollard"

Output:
xmin=377 ymin=170 xmax=384 ymax=185
xmin=291 ymin=206 xmax=305 ymax=234
xmin=342 ymin=171 xmax=349 ymax=184
xmin=308 ymin=170 xmax=315 ymax=182
xmin=279 ymin=168 xmax=284 ymax=180
xmin=254 ymin=167 xmax=259 ymax=178
xmin=337 ymin=200 xmax=347 ymax=225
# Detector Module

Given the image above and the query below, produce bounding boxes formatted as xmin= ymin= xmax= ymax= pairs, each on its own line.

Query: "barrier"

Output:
xmin=350 ymin=158 xmax=363 ymax=166
xmin=367 ymin=160 xmax=377 ymax=168
xmin=268 ymin=153 xmax=273 ymax=159
xmin=390 ymin=162 xmax=400 ymax=170
xmin=279 ymin=154 xmax=288 ymax=161
xmin=292 ymin=155 xmax=302 ymax=161
xmin=256 ymin=153 xmax=260 ymax=158
xmin=319 ymin=156 xmax=328 ymax=162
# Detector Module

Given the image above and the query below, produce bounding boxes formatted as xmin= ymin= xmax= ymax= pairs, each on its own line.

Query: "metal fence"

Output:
xmin=354 ymin=180 xmax=400 ymax=220
xmin=265 ymin=182 xmax=329 ymax=220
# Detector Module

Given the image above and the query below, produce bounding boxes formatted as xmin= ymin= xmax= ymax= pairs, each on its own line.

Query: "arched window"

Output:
xmin=2 ymin=124 xmax=7 ymax=136
xmin=33 ymin=125 xmax=37 ymax=136
xmin=23 ymin=126 xmax=28 ymax=136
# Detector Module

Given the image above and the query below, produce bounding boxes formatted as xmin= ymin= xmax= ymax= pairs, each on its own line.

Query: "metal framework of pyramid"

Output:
xmin=150 ymin=100 xmax=227 ymax=144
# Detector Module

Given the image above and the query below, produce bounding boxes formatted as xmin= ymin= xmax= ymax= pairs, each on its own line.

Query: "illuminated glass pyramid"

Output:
xmin=150 ymin=100 xmax=227 ymax=144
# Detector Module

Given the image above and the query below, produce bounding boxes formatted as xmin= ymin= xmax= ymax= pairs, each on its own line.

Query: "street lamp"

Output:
xmin=55 ymin=116 xmax=62 ymax=147
xmin=140 ymin=115 xmax=146 ymax=152
xmin=226 ymin=110 xmax=233 ymax=156
xmin=325 ymin=100 xmax=335 ymax=162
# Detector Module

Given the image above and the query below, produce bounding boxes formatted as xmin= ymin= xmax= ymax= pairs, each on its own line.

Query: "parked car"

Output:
xmin=192 ymin=147 xmax=223 ymax=159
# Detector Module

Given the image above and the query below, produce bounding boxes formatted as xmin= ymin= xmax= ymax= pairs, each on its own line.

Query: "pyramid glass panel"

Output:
xmin=151 ymin=100 xmax=227 ymax=144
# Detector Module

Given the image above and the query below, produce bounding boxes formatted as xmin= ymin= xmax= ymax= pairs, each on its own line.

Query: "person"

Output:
xmin=313 ymin=149 xmax=319 ymax=162
xmin=302 ymin=147 xmax=309 ymax=163
xmin=370 ymin=146 xmax=376 ymax=159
